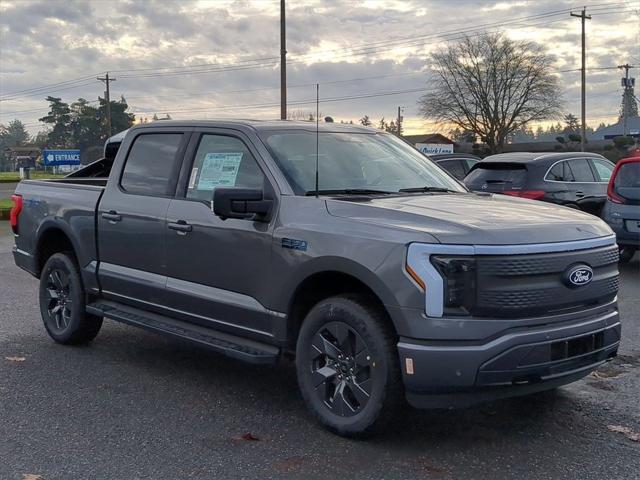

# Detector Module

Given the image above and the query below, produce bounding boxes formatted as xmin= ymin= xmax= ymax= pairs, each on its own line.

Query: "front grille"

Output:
xmin=473 ymin=244 xmax=619 ymax=318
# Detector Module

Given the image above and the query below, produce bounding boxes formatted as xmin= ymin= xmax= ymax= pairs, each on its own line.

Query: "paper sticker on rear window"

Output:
xmin=197 ymin=152 xmax=243 ymax=190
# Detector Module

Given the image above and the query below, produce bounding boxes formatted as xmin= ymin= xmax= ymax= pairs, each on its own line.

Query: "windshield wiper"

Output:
xmin=305 ymin=188 xmax=395 ymax=196
xmin=398 ymin=186 xmax=460 ymax=193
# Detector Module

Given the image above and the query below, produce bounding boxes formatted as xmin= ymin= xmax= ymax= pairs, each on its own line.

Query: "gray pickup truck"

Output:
xmin=11 ymin=120 xmax=621 ymax=436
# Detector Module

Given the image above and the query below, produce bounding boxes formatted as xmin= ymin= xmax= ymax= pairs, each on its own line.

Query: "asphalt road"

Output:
xmin=0 ymin=222 xmax=639 ymax=480
xmin=0 ymin=182 xmax=18 ymax=198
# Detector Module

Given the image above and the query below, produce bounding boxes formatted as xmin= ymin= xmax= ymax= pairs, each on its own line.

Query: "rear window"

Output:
xmin=464 ymin=163 xmax=527 ymax=192
xmin=121 ymin=133 xmax=184 ymax=196
xmin=614 ymin=162 xmax=639 ymax=188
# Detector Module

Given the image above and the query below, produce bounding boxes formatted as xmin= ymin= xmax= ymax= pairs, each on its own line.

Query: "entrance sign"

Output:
xmin=43 ymin=149 xmax=81 ymax=166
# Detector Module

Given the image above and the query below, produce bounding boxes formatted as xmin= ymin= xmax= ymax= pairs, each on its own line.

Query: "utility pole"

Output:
xmin=397 ymin=106 xmax=404 ymax=136
xmin=280 ymin=0 xmax=287 ymax=120
xmin=570 ymin=8 xmax=591 ymax=152
xmin=97 ymin=72 xmax=116 ymax=137
xmin=618 ymin=63 xmax=636 ymax=136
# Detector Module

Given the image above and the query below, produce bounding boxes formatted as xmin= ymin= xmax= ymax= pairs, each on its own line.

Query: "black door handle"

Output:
xmin=168 ymin=220 xmax=192 ymax=234
xmin=101 ymin=210 xmax=121 ymax=222
xmin=575 ymin=191 xmax=585 ymax=197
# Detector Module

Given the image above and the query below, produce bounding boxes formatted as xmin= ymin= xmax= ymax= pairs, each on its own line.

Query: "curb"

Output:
xmin=0 ymin=179 xmax=19 ymax=184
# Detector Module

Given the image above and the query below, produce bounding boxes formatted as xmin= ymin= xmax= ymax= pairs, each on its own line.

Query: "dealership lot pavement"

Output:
xmin=0 ymin=222 xmax=638 ymax=480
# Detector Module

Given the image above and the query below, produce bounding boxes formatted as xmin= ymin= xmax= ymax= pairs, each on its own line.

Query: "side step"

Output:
xmin=86 ymin=300 xmax=280 ymax=364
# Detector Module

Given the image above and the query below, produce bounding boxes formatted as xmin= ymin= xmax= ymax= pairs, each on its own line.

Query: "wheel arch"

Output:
xmin=282 ymin=257 xmax=398 ymax=348
xmin=34 ymin=221 xmax=81 ymax=277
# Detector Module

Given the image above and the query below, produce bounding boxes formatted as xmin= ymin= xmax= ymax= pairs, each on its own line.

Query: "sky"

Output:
xmin=0 ymin=0 xmax=639 ymax=136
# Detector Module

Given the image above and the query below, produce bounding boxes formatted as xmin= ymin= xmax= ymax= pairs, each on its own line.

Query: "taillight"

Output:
xmin=607 ymin=168 xmax=626 ymax=204
xmin=10 ymin=194 xmax=23 ymax=234
xmin=503 ymin=190 xmax=546 ymax=200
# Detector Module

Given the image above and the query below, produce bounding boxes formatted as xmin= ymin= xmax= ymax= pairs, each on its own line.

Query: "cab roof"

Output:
xmin=127 ymin=119 xmax=379 ymax=134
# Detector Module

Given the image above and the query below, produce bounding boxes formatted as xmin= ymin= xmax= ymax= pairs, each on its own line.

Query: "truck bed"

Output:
xmin=13 ymin=178 xmax=105 ymax=284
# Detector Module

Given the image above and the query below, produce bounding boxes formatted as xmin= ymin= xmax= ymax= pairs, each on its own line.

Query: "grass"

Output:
xmin=0 ymin=171 xmax=66 ymax=182
xmin=0 ymin=198 xmax=12 ymax=209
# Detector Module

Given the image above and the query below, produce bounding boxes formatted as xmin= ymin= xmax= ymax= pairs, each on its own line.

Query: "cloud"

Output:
xmin=0 ymin=0 xmax=637 ymax=133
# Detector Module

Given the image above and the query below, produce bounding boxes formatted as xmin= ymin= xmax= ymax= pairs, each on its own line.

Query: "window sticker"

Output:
xmin=197 ymin=152 xmax=243 ymax=190
xmin=188 ymin=167 xmax=198 ymax=189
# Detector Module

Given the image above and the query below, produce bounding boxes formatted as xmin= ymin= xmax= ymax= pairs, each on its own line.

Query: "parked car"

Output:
xmin=602 ymin=156 xmax=640 ymax=263
xmin=11 ymin=121 xmax=620 ymax=436
xmin=464 ymin=152 xmax=615 ymax=216
xmin=429 ymin=153 xmax=480 ymax=180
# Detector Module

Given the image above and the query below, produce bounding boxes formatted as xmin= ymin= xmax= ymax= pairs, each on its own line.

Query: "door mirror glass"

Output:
xmin=213 ymin=188 xmax=273 ymax=221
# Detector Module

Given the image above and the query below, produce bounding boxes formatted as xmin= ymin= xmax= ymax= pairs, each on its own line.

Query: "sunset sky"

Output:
xmin=1 ymin=0 xmax=638 ymax=135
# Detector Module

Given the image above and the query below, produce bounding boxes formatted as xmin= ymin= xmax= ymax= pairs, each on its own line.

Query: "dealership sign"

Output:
xmin=416 ymin=143 xmax=454 ymax=154
xmin=43 ymin=149 xmax=81 ymax=166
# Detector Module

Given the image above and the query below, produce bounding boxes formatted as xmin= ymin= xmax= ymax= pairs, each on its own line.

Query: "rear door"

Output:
xmin=163 ymin=129 xmax=278 ymax=340
xmin=565 ymin=158 xmax=601 ymax=214
xmin=98 ymin=131 xmax=189 ymax=309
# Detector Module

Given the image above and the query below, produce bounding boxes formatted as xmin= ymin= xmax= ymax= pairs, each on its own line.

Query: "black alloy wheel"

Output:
xmin=43 ymin=269 xmax=73 ymax=332
xmin=310 ymin=321 xmax=373 ymax=417
xmin=296 ymin=295 xmax=403 ymax=436
xmin=39 ymin=252 xmax=103 ymax=345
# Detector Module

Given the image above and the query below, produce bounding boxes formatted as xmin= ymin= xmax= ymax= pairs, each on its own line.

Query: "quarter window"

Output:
xmin=591 ymin=158 xmax=614 ymax=182
xmin=567 ymin=159 xmax=596 ymax=182
xmin=121 ymin=133 xmax=184 ymax=196
xmin=186 ymin=134 xmax=266 ymax=202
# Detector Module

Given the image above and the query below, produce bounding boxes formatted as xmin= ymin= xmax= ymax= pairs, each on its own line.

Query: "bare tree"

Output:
xmin=418 ymin=33 xmax=562 ymax=153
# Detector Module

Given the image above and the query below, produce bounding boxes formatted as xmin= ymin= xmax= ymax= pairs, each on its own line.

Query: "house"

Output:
xmin=593 ymin=116 xmax=640 ymax=140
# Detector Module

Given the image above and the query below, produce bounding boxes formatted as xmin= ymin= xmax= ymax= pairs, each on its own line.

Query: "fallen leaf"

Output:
xmin=241 ymin=432 xmax=260 ymax=441
xmin=5 ymin=356 xmax=26 ymax=362
xmin=22 ymin=475 xmax=43 ymax=480
xmin=607 ymin=425 xmax=640 ymax=442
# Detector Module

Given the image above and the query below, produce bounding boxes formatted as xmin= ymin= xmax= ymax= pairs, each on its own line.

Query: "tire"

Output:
xmin=39 ymin=252 xmax=103 ymax=345
xmin=619 ymin=246 xmax=636 ymax=264
xmin=295 ymin=295 xmax=403 ymax=437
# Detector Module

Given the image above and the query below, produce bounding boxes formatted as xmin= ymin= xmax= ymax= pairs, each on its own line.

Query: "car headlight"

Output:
xmin=430 ymin=256 xmax=476 ymax=314
xmin=406 ymin=244 xmax=477 ymax=317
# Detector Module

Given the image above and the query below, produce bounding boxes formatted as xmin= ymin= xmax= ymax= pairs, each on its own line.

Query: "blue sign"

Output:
xmin=43 ymin=149 xmax=81 ymax=166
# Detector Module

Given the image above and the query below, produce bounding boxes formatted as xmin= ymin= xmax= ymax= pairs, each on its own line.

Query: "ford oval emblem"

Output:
xmin=565 ymin=265 xmax=593 ymax=288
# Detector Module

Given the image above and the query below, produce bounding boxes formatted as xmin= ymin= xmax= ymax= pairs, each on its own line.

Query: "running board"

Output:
xmin=86 ymin=300 xmax=280 ymax=364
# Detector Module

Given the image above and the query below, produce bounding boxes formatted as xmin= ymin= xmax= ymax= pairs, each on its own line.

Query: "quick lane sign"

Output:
xmin=415 ymin=143 xmax=454 ymax=154
xmin=43 ymin=149 xmax=81 ymax=166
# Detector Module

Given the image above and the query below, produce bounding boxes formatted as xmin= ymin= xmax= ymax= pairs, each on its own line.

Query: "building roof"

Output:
xmin=402 ymin=133 xmax=454 ymax=144
xmin=593 ymin=116 xmax=640 ymax=139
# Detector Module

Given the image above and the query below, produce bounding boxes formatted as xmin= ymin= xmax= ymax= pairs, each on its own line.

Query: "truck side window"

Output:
xmin=121 ymin=133 xmax=184 ymax=196
xmin=186 ymin=134 xmax=266 ymax=202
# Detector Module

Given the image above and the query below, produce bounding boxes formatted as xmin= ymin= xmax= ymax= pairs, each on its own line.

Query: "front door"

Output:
xmin=98 ymin=131 xmax=188 ymax=309
xmin=163 ymin=131 xmax=278 ymax=340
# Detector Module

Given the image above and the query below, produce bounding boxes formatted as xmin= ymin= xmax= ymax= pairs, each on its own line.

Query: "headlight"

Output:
xmin=430 ymin=255 xmax=476 ymax=314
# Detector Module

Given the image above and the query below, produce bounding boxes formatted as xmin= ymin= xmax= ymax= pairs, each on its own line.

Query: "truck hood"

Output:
xmin=326 ymin=193 xmax=613 ymax=245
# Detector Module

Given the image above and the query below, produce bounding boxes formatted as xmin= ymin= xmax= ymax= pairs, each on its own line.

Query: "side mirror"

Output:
xmin=213 ymin=188 xmax=273 ymax=221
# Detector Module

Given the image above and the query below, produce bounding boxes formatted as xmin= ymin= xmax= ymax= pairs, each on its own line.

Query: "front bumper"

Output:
xmin=397 ymin=305 xmax=620 ymax=409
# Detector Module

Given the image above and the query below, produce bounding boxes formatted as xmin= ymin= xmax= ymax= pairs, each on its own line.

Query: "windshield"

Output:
xmin=260 ymin=130 xmax=466 ymax=195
